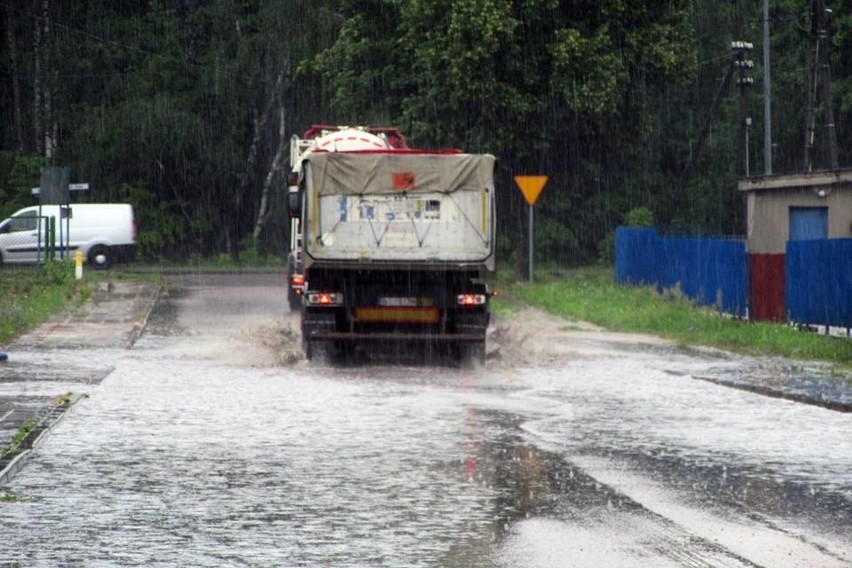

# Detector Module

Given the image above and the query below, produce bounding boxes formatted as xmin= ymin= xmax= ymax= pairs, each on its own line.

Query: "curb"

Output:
xmin=0 ymin=394 xmax=86 ymax=488
xmin=126 ymin=282 xmax=165 ymax=349
xmin=0 ymin=450 xmax=31 ymax=488
xmin=694 ymin=375 xmax=852 ymax=413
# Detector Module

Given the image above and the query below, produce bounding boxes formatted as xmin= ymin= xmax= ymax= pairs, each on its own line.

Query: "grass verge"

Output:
xmin=495 ymin=265 xmax=851 ymax=368
xmin=0 ymin=262 xmax=78 ymax=345
xmin=0 ymin=261 xmax=160 ymax=346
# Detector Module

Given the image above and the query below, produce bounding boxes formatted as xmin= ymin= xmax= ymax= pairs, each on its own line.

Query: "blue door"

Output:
xmin=789 ymin=207 xmax=828 ymax=241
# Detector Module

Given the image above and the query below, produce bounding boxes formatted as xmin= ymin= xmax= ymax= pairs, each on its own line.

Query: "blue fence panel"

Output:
xmin=786 ymin=239 xmax=852 ymax=328
xmin=615 ymin=227 xmax=747 ymax=316
xmin=615 ymin=227 xmax=659 ymax=286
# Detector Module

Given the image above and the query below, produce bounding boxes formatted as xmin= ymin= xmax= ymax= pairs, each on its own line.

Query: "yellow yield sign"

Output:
xmin=514 ymin=175 xmax=548 ymax=282
xmin=514 ymin=175 xmax=548 ymax=206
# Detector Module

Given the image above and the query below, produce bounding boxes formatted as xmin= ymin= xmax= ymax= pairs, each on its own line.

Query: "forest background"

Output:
xmin=1 ymin=0 xmax=849 ymax=270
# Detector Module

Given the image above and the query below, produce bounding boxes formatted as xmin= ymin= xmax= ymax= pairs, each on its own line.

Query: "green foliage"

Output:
xmin=624 ymin=207 xmax=654 ymax=227
xmin=0 ymin=152 xmax=45 ymax=219
xmin=0 ymin=492 xmax=24 ymax=503
xmin=2 ymin=420 xmax=37 ymax=456
xmin=41 ymin=259 xmax=75 ymax=288
xmin=0 ymin=264 xmax=76 ymax=344
xmin=1 ymin=0 xmax=851 ymax=264
xmin=236 ymin=235 xmax=281 ymax=267
xmin=597 ymin=206 xmax=655 ymax=264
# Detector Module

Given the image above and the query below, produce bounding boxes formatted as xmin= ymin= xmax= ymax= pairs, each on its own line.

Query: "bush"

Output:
xmin=624 ymin=206 xmax=654 ymax=227
xmin=598 ymin=206 xmax=655 ymax=264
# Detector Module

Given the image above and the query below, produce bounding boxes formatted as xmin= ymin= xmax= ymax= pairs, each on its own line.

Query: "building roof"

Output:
xmin=738 ymin=168 xmax=852 ymax=192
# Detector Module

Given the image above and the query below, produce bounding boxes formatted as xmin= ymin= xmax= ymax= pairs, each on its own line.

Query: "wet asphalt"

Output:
xmin=0 ymin=273 xmax=852 ymax=567
xmin=2 ymin=271 xmax=847 ymax=482
xmin=3 ymin=270 xmax=849 ymax=475
xmin=0 ymin=277 xmax=160 ymax=486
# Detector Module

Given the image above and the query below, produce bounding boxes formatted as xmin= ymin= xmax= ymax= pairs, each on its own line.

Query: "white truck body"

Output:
xmin=302 ymin=152 xmax=495 ymax=268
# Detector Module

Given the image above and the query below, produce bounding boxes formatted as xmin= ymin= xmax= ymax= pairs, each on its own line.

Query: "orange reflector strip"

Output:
xmin=356 ymin=306 xmax=440 ymax=324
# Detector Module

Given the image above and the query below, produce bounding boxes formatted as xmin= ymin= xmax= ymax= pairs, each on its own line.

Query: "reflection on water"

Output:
xmin=0 ymin=348 xmax=562 ymax=566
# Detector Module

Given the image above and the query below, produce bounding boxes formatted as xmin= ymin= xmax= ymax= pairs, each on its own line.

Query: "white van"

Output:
xmin=0 ymin=203 xmax=137 ymax=269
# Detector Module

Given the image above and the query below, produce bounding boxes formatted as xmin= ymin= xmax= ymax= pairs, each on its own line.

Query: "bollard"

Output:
xmin=75 ymin=249 xmax=83 ymax=280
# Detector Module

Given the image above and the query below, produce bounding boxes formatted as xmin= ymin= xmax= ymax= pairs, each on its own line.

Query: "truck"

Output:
xmin=287 ymin=126 xmax=496 ymax=363
xmin=286 ymin=125 xmax=409 ymax=311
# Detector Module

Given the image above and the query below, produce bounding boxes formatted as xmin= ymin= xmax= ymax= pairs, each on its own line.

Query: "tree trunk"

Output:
xmin=252 ymin=67 xmax=292 ymax=243
xmin=33 ymin=0 xmax=44 ymax=155
xmin=5 ymin=4 xmax=25 ymax=152
xmin=234 ymin=69 xmax=285 ymax=257
xmin=253 ymin=104 xmax=287 ymax=242
xmin=41 ymin=0 xmax=57 ymax=161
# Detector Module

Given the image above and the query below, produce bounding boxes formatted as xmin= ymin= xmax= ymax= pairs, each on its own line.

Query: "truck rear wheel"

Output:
xmin=456 ymin=340 xmax=486 ymax=367
xmin=288 ymin=292 xmax=301 ymax=312
xmin=470 ymin=340 xmax=486 ymax=365
xmin=454 ymin=309 xmax=488 ymax=366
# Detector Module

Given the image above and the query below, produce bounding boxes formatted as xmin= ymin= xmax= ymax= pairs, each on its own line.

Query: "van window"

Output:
xmin=9 ymin=211 xmax=38 ymax=232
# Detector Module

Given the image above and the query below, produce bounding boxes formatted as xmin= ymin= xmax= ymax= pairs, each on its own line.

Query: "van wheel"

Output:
xmin=88 ymin=245 xmax=112 ymax=270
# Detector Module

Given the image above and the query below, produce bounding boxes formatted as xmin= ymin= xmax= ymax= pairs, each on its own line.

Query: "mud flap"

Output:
xmin=454 ymin=321 xmax=488 ymax=366
xmin=302 ymin=310 xmax=337 ymax=361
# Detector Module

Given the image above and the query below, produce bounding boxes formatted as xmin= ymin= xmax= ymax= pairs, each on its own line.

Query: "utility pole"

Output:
xmin=763 ymin=0 xmax=772 ymax=174
xmin=661 ymin=41 xmax=753 ymax=224
xmin=733 ymin=41 xmax=755 ymax=177
xmin=804 ymin=0 xmax=839 ymax=171
xmin=817 ymin=1 xmax=839 ymax=170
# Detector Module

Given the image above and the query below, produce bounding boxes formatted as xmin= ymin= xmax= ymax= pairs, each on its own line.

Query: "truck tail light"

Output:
xmin=306 ymin=292 xmax=344 ymax=306
xmin=290 ymin=273 xmax=305 ymax=294
xmin=457 ymin=293 xmax=487 ymax=306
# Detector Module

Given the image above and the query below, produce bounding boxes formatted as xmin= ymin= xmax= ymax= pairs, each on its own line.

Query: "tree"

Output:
xmin=309 ymin=0 xmax=697 ymax=264
xmin=1 ymin=0 xmax=849 ymax=266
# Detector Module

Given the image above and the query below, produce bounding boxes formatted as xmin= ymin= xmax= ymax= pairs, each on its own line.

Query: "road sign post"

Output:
xmin=513 ymin=175 xmax=548 ymax=283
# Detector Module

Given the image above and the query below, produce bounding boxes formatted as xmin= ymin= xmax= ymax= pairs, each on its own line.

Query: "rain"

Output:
xmin=1 ymin=1 xmax=851 ymax=566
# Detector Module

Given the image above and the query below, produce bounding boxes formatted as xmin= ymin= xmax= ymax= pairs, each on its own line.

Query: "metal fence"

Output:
xmin=615 ymin=227 xmax=748 ymax=316
xmin=786 ymin=238 xmax=852 ymax=328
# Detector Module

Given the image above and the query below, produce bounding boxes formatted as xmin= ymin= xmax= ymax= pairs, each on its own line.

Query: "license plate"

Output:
xmin=377 ymin=297 xmax=418 ymax=307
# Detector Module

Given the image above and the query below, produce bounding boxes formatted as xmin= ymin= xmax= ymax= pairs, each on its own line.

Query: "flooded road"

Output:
xmin=0 ymin=272 xmax=850 ymax=567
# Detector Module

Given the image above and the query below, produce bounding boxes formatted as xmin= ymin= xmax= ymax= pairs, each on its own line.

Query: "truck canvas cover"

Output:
xmin=303 ymin=152 xmax=496 ymax=268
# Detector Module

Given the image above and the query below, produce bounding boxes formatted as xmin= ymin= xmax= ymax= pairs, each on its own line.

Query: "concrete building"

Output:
xmin=738 ymin=169 xmax=852 ymax=321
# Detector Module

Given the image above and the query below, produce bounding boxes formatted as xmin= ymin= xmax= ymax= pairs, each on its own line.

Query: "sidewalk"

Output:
xmin=8 ymin=279 xmax=161 ymax=351
xmin=0 ymin=279 xmax=161 ymax=487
